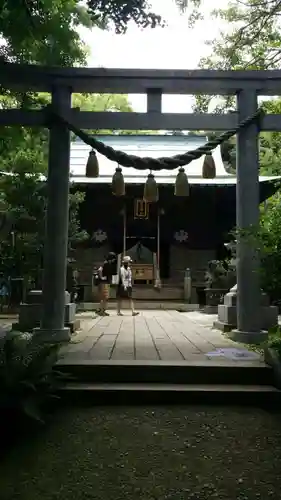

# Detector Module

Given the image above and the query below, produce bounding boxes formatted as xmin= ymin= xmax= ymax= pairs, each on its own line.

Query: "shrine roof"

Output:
xmin=69 ymin=134 xmax=280 ymax=185
xmin=70 ymin=134 xmax=230 ymax=182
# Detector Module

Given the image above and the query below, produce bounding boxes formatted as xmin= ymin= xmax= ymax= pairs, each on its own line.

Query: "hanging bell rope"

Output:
xmin=143 ymin=171 xmax=159 ymax=202
xmin=112 ymin=166 xmax=125 ymax=196
xmin=86 ymin=149 xmax=99 ymax=178
xmin=174 ymin=167 xmax=189 ymax=197
xmin=52 ymin=107 xmax=263 ymax=171
xmin=202 ymin=153 xmax=216 ymax=179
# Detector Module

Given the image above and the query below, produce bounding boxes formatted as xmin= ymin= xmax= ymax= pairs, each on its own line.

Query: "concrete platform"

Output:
xmin=60 ymin=310 xmax=266 ymax=366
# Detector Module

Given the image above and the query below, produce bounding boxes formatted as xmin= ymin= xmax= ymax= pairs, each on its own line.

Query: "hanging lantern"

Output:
xmin=143 ymin=172 xmax=159 ymax=202
xmin=202 ymin=153 xmax=216 ymax=179
xmin=86 ymin=149 xmax=99 ymax=178
xmin=112 ymin=166 xmax=125 ymax=196
xmin=174 ymin=167 xmax=189 ymax=197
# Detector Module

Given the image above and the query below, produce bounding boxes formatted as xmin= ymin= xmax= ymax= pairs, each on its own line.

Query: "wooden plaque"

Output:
xmin=134 ymin=199 xmax=149 ymax=219
xmin=131 ymin=263 xmax=154 ymax=281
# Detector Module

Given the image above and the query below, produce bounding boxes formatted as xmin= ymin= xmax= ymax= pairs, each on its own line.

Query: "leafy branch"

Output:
xmin=195 ymin=0 xmax=281 ymax=112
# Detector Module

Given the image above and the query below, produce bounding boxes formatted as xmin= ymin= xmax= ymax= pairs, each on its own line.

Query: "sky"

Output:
xmin=79 ymin=0 xmax=226 ymax=113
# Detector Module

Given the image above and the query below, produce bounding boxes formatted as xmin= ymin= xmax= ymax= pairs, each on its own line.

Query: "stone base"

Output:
xmin=217 ymin=304 xmax=278 ymax=331
xmin=12 ymin=319 xmax=80 ymax=334
xmin=64 ymin=303 xmax=76 ymax=322
xmin=218 ymin=304 xmax=237 ymax=325
xmin=213 ymin=320 xmax=235 ymax=333
xmin=215 ymin=286 xmax=278 ymax=333
xmin=223 ymin=290 xmax=270 ymax=307
xmin=17 ymin=302 xmax=76 ymax=330
xmin=228 ymin=329 xmax=268 ymax=345
xmin=27 ymin=289 xmax=71 ymax=305
xmin=205 ymin=288 xmax=227 ymax=309
xmin=33 ymin=327 xmax=71 ymax=343
xmin=202 ymin=305 xmax=218 ymax=315
xmin=69 ymin=319 xmax=81 ymax=333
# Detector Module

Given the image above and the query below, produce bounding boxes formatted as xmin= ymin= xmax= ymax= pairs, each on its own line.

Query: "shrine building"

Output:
xmin=69 ymin=134 xmax=278 ymax=302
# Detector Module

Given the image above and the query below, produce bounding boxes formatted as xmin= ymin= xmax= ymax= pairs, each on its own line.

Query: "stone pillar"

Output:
xmin=230 ymin=90 xmax=267 ymax=344
xmin=184 ymin=268 xmax=192 ymax=303
xmin=34 ymin=86 xmax=72 ymax=342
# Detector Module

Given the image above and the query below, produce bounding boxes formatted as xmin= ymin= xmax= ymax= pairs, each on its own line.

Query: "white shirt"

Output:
xmin=120 ymin=265 xmax=132 ymax=288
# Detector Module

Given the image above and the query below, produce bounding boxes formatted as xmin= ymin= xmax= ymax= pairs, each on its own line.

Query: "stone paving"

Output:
xmin=60 ymin=310 xmax=265 ymax=365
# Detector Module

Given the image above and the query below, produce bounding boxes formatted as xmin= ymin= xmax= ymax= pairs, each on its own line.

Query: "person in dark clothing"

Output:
xmin=97 ymin=252 xmax=117 ymax=316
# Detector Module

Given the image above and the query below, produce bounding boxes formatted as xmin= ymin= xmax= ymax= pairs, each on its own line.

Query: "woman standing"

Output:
xmin=116 ymin=256 xmax=139 ymax=316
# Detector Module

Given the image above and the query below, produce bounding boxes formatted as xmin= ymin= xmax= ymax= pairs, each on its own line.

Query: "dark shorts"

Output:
xmin=116 ymin=285 xmax=132 ymax=299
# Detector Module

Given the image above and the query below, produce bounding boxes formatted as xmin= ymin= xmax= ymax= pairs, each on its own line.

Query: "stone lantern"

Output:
xmin=214 ymin=240 xmax=278 ymax=334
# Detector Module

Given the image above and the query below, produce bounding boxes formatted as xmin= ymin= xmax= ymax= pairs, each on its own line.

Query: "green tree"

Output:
xmin=233 ymin=98 xmax=281 ymax=303
xmin=200 ymin=0 xmax=281 ymax=72
xmin=206 ymin=99 xmax=281 ymax=176
xmin=181 ymin=0 xmax=281 ymax=303
xmin=240 ymin=192 xmax=281 ymax=303
xmin=259 ymin=100 xmax=281 ymax=176
xmin=71 ymin=93 xmax=157 ymax=135
xmin=73 ymin=93 xmax=133 ymax=113
xmin=0 ymin=0 xmax=91 ymax=66
xmin=193 ymin=1 xmax=281 ymax=112
xmin=0 ymin=0 xmax=198 ymax=280
xmin=0 ymin=92 xmax=136 ymax=279
xmin=0 ymin=0 xmax=201 ymax=66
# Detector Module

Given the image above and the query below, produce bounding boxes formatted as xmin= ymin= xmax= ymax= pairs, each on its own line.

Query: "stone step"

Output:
xmin=77 ymin=302 xmax=199 ymax=311
xmin=133 ymin=289 xmax=184 ymax=300
xmin=140 ymin=285 xmax=183 ymax=289
xmin=58 ymin=382 xmax=281 ymax=405
xmin=56 ymin=359 xmax=274 ymax=386
xmin=81 ymin=285 xmax=186 ymax=302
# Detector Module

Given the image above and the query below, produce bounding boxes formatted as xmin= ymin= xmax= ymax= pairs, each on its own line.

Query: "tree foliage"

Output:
xmin=0 ymin=0 xmax=169 ymax=280
xmin=241 ymin=191 xmax=281 ymax=304
xmin=86 ymin=0 xmax=163 ymax=33
xmin=0 ymin=0 xmax=198 ymax=66
xmin=195 ymin=0 xmax=281 ymax=302
xmin=214 ymin=98 xmax=281 ymax=175
xmin=0 ymin=0 xmax=161 ymax=65
xmin=200 ymin=0 xmax=281 ymax=72
xmin=207 ymin=98 xmax=281 ymax=179
xmin=0 ymin=0 xmax=202 ymax=66
xmin=259 ymin=99 xmax=281 ymax=176
xmin=185 ymin=0 xmax=281 ymax=303
xmin=0 ymin=91 xmax=135 ymax=279
xmin=0 ymin=0 xmax=91 ymax=65
xmin=193 ymin=1 xmax=281 ymax=112
xmin=0 ymin=0 xmax=206 ymax=281
xmin=191 ymin=1 xmax=281 ymax=174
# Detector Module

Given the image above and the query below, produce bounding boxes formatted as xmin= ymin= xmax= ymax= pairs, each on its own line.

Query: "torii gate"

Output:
xmin=1 ymin=64 xmax=281 ymax=344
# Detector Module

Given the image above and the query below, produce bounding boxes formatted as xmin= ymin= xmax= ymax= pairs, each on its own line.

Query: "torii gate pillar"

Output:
xmin=230 ymin=90 xmax=267 ymax=344
xmin=34 ymin=85 xmax=72 ymax=342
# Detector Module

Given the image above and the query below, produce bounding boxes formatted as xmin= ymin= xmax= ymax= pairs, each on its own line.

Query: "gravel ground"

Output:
xmin=1 ymin=406 xmax=281 ymax=500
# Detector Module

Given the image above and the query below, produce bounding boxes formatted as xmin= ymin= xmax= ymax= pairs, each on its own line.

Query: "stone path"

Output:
xmin=60 ymin=310 xmax=265 ymax=365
